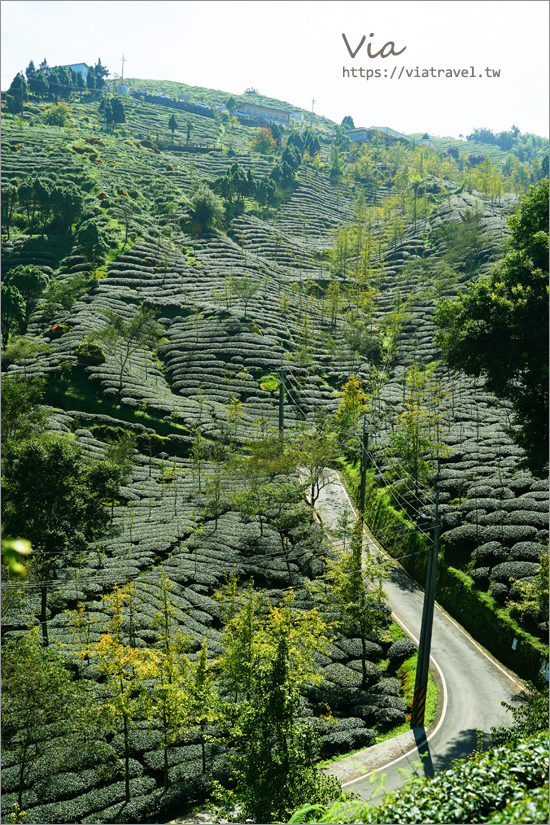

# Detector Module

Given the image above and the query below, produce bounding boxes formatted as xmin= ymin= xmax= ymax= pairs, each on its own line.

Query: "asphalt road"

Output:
xmin=314 ymin=470 xmax=523 ymax=802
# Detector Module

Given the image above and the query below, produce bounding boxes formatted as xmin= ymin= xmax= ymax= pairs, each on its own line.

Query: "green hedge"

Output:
xmin=436 ymin=566 xmax=548 ymax=681
xmin=289 ymin=732 xmax=549 ymax=824
xmin=344 ymin=470 xmax=548 ymax=682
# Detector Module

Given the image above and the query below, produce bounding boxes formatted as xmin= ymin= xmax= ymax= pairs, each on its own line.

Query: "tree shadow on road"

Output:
xmin=431 ymin=727 xmax=492 ymax=772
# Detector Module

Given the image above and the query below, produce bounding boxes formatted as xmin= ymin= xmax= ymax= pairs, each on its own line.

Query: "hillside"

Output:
xmin=1 ymin=77 xmax=548 ymax=825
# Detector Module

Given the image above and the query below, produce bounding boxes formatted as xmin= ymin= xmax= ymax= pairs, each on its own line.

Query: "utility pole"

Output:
xmin=20 ymin=70 xmax=24 ymax=113
xmin=278 ymin=361 xmax=285 ymax=438
xmin=310 ymin=97 xmax=315 ymax=126
xmin=121 ymin=53 xmax=126 ymax=85
xmin=410 ymin=486 xmax=440 ymax=729
xmin=359 ymin=415 xmax=368 ymax=517
xmin=410 ymin=465 xmax=457 ymax=729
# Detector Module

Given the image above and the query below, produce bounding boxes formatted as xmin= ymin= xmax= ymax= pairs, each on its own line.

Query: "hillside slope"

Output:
xmin=1 ymin=85 xmax=548 ymax=824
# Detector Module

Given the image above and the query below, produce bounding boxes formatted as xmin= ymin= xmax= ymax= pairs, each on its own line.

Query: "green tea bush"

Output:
xmin=387 ymin=638 xmax=416 ymax=661
xmin=289 ymin=733 xmax=549 ymax=824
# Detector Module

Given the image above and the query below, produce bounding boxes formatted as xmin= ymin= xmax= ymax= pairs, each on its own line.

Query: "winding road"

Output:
xmin=314 ymin=470 xmax=523 ymax=802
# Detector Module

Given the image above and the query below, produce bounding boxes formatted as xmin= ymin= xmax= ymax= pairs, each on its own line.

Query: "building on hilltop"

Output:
xmin=347 ymin=125 xmax=412 ymax=147
xmin=61 ymin=62 xmax=90 ymax=81
xmin=244 ymin=87 xmax=259 ymax=94
xmin=239 ymin=102 xmax=291 ymax=126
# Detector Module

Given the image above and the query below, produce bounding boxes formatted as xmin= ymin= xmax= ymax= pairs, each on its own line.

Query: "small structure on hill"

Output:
xmin=347 ymin=125 xmax=412 ymax=147
xmin=239 ymin=102 xmax=290 ymax=126
xmin=61 ymin=62 xmax=90 ymax=81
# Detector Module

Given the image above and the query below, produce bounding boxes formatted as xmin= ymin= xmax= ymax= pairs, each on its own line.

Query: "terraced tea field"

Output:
xmin=1 ymin=88 xmax=547 ymax=824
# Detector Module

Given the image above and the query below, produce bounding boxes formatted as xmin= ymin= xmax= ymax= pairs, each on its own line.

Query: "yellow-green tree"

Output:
xmin=215 ymin=587 xmax=340 ymax=822
xmin=320 ymin=517 xmax=390 ymax=687
xmin=87 ymin=585 xmax=159 ymax=802
xmin=149 ymin=573 xmax=193 ymax=789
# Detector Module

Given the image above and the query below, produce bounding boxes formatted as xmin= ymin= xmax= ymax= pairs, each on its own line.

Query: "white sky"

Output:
xmin=1 ymin=0 xmax=549 ymax=138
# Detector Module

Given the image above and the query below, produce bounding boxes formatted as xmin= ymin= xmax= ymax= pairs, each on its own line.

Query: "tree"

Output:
xmin=230 ymin=274 xmax=258 ymax=317
xmin=188 ymin=641 xmax=218 ymax=774
xmin=410 ymin=174 xmax=422 ymax=229
xmin=168 ymin=113 xmax=178 ymax=144
xmin=29 ymin=67 xmax=49 ymax=98
xmin=149 ymin=572 xmax=193 ymax=789
xmin=1 ymin=629 xmax=101 ymax=810
xmin=250 ymin=126 xmax=277 ymax=154
xmin=4 ymin=265 xmax=48 ymax=332
xmin=6 ymin=72 xmax=27 ymax=113
xmin=2 ymin=435 xmax=120 ymax=644
xmin=75 ymin=218 xmax=108 ymax=264
xmin=389 ymin=366 xmax=446 ymax=497
xmin=17 ymin=177 xmax=41 ymax=235
xmin=433 ymin=206 xmax=490 ymax=273
xmin=25 ymin=60 xmax=36 ymax=83
xmin=111 ymin=96 xmax=125 ymax=124
xmin=0 ymin=374 xmax=47 ymax=445
xmin=435 ymin=179 xmax=549 ymax=476
xmin=292 ymin=426 xmax=337 ymax=509
xmin=93 ymin=58 xmax=109 ymax=88
xmin=189 ymin=183 xmax=224 ymax=230
xmin=341 ymin=115 xmax=355 ymax=129
xmin=86 ymin=65 xmax=96 ymax=90
xmin=87 ymin=586 xmax=159 ymax=802
xmin=226 ymin=96 xmax=237 ymax=115
xmin=1 ymin=182 xmax=18 ymax=239
xmin=321 ymin=517 xmax=390 ymax=687
xmin=334 ymin=375 xmax=368 ymax=446
xmin=51 ymin=181 xmax=83 ymax=235
xmin=42 ymin=100 xmax=71 ymax=126
xmin=95 ymin=304 xmax=163 ymax=395
xmin=216 ymin=588 xmax=340 ymax=823
xmin=103 ymin=432 xmax=137 ymax=519
xmin=1 ymin=285 xmax=25 ymax=349
xmin=186 ymin=119 xmax=193 ymax=146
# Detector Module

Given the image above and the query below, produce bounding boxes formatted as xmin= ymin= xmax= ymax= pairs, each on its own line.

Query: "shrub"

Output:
xmin=472 ymin=542 xmax=508 ymax=564
xmin=510 ymin=542 xmax=545 ymax=562
xmin=387 ymin=637 xmax=416 ymax=661
xmin=491 ymin=561 xmax=540 ymax=583
xmin=189 ymin=183 xmax=224 ymax=230
xmin=490 ymin=581 xmax=509 ymax=601
xmin=289 ymin=733 xmax=549 ymax=824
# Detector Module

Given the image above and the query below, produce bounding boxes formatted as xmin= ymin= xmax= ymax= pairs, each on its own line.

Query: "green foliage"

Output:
xmin=1 ymin=530 xmax=32 ymax=578
xmin=43 ymin=272 xmax=90 ymax=315
xmin=95 ymin=303 xmax=163 ymax=395
xmin=6 ymin=72 xmax=27 ymax=113
xmin=1 ymin=628 xmax=101 ymax=809
xmin=75 ymin=219 xmax=109 ymax=264
xmin=85 ymin=585 xmax=160 ymax=802
xmin=2 ymin=434 xmax=121 ymax=644
xmin=319 ymin=517 xmax=390 ymax=686
xmin=436 ymin=566 xmax=548 ymax=681
xmin=435 ymin=179 xmax=549 ymax=476
xmin=250 ymin=126 xmax=277 ymax=154
xmin=189 ymin=182 xmax=225 ymax=230
xmin=1 ymin=284 xmax=25 ymax=348
xmin=433 ymin=206 xmax=491 ymax=272
xmin=288 ymin=733 xmax=549 ymax=823
xmin=491 ymin=679 xmax=549 ymax=745
xmin=215 ymin=589 xmax=340 ymax=823
xmin=3 ymin=264 xmax=48 ymax=332
xmin=388 ymin=365 xmax=448 ymax=497
xmin=42 ymin=101 xmax=71 ymax=126
xmin=0 ymin=374 xmax=47 ymax=446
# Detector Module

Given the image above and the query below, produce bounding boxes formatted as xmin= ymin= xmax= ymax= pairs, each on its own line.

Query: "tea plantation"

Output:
xmin=1 ymin=78 xmax=548 ymax=824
